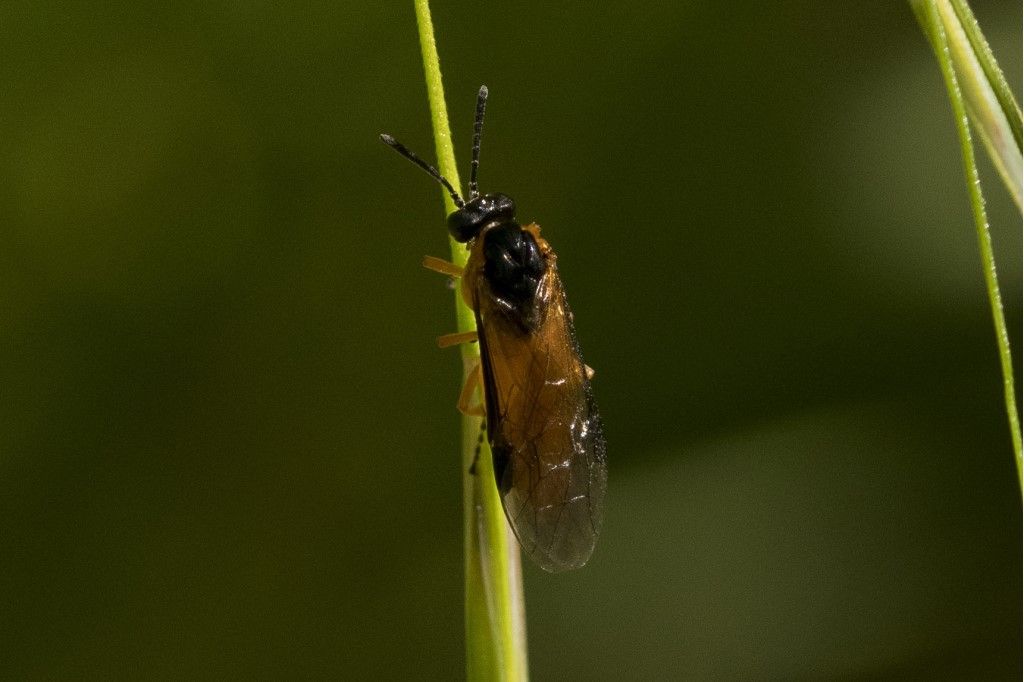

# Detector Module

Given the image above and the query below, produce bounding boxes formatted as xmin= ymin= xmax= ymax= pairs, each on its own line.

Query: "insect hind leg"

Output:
xmin=457 ymin=361 xmax=486 ymax=417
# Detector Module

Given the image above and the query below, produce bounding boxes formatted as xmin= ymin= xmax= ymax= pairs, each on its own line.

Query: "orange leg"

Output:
xmin=437 ymin=330 xmax=478 ymax=349
xmin=424 ymin=255 xmax=481 ymax=413
xmin=457 ymin=361 xmax=486 ymax=417
xmin=422 ymin=255 xmax=464 ymax=277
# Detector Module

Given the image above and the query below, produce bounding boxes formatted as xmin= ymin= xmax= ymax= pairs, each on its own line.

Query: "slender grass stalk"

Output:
xmin=944 ymin=1 xmax=1023 ymax=150
xmin=910 ymin=0 xmax=1023 ymax=486
xmin=934 ymin=0 xmax=1022 ymax=209
xmin=412 ymin=1 xmax=530 ymax=679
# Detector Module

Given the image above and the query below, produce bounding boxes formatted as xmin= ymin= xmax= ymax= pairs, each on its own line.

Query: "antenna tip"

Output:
xmin=380 ymin=133 xmax=395 ymax=144
xmin=478 ymin=85 xmax=488 ymax=98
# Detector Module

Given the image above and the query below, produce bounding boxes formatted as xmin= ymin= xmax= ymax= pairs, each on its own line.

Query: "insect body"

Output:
xmin=381 ymin=86 xmax=607 ymax=572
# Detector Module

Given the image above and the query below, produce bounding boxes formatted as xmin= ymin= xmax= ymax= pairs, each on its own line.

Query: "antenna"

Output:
xmin=379 ymin=133 xmax=465 ymax=208
xmin=469 ymin=85 xmax=488 ymax=199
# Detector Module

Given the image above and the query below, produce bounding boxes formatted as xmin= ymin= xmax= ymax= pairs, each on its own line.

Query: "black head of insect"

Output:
xmin=380 ymin=85 xmax=519 ymax=243
xmin=447 ymin=192 xmax=516 ymax=242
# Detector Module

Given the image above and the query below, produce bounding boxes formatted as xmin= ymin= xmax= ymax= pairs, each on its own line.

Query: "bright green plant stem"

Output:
xmin=944 ymin=0 xmax=1022 ymax=151
xmin=911 ymin=0 xmax=1022 ymax=486
xmin=412 ymin=1 xmax=530 ymax=679
xmin=935 ymin=0 xmax=1022 ymax=209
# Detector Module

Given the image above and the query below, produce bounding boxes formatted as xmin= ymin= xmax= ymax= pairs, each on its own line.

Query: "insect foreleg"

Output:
xmin=422 ymin=255 xmax=464 ymax=277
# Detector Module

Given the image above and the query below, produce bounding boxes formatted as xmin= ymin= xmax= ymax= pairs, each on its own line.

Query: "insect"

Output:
xmin=381 ymin=86 xmax=607 ymax=572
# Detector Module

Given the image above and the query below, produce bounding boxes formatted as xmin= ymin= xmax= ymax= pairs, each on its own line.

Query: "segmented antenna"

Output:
xmin=379 ymin=133 xmax=465 ymax=208
xmin=469 ymin=85 xmax=488 ymax=199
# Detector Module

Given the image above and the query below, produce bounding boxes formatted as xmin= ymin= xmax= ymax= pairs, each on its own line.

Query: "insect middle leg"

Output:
xmin=437 ymin=330 xmax=478 ymax=348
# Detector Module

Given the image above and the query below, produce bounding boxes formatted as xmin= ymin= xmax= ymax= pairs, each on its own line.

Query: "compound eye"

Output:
xmin=447 ymin=208 xmax=481 ymax=242
xmin=446 ymin=193 xmax=517 ymax=242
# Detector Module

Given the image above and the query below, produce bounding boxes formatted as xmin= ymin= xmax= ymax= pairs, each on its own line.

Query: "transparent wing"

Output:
xmin=475 ymin=266 xmax=607 ymax=573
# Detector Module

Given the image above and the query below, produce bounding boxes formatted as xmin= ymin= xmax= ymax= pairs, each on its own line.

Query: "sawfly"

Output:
xmin=381 ymin=86 xmax=607 ymax=572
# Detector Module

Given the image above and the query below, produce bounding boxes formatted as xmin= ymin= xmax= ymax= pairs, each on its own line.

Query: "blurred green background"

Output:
xmin=1 ymin=2 xmax=1021 ymax=679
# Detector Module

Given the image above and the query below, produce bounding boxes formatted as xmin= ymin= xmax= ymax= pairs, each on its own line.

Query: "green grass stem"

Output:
xmin=933 ymin=0 xmax=1022 ymax=209
xmin=911 ymin=0 xmax=1023 ymax=487
xmin=412 ymin=1 xmax=530 ymax=679
xmin=945 ymin=0 xmax=1022 ymax=151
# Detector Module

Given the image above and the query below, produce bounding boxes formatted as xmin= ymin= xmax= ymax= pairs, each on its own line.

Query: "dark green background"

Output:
xmin=2 ymin=2 xmax=1021 ymax=679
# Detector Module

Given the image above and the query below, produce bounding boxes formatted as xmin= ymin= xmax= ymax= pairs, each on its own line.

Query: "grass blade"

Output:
xmin=411 ymin=1 xmax=530 ymax=679
xmin=910 ymin=0 xmax=1023 ymax=486
xmin=933 ymin=0 xmax=1022 ymax=209
xmin=947 ymin=0 xmax=1022 ymax=151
